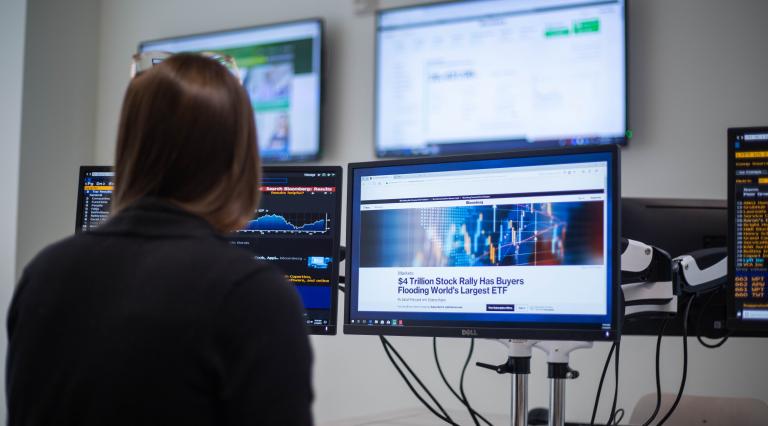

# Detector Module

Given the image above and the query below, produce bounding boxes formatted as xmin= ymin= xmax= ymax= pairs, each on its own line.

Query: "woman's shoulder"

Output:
xmin=22 ymin=230 xmax=279 ymax=292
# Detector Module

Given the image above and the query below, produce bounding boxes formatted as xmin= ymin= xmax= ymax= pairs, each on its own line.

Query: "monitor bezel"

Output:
xmin=138 ymin=18 xmax=326 ymax=164
xmin=344 ymin=145 xmax=621 ymax=341
xmin=75 ymin=165 xmax=114 ymax=234
xmin=372 ymin=0 xmax=630 ymax=158
xmin=727 ymin=126 xmax=768 ymax=332
xmin=260 ymin=165 xmax=343 ymax=336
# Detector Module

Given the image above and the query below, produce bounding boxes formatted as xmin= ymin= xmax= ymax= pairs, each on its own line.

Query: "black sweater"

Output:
xmin=6 ymin=198 xmax=313 ymax=425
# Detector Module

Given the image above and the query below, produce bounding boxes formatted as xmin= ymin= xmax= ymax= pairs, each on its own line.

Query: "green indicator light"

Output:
xmin=626 ymin=130 xmax=633 ymax=139
xmin=574 ymin=18 xmax=600 ymax=34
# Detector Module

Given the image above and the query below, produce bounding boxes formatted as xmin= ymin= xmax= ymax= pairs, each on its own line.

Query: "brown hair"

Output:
xmin=113 ymin=53 xmax=260 ymax=232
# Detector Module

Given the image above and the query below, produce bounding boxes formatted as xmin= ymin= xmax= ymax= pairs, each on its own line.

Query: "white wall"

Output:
xmin=45 ymin=0 xmax=768 ymax=422
xmin=0 ymin=0 xmax=27 ymax=421
xmin=15 ymin=0 xmax=101 ymax=276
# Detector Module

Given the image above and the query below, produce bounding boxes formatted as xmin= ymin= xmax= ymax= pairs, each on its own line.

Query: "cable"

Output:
xmin=613 ymin=408 xmax=625 ymax=425
xmin=697 ymin=329 xmax=730 ymax=348
xmin=641 ymin=319 xmax=668 ymax=426
xmin=590 ymin=342 xmax=616 ymax=425
xmin=695 ymin=290 xmax=732 ymax=349
xmin=656 ymin=295 xmax=696 ymax=426
xmin=433 ymin=338 xmax=493 ymax=426
xmin=380 ymin=336 xmax=458 ymax=425
xmin=606 ymin=340 xmax=621 ymax=425
xmin=459 ymin=338 xmax=480 ymax=426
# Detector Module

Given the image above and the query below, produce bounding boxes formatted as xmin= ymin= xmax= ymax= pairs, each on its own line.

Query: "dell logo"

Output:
xmin=461 ymin=329 xmax=478 ymax=337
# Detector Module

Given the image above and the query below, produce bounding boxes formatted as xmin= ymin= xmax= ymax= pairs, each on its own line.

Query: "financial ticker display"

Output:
xmin=729 ymin=127 xmax=768 ymax=326
xmin=229 ymin=167 xmax=342 ymax=334
xmin=75 ymin=167 xmax=114 ymax=233
xmin=73 ymin=165 xmax=342 ymax=335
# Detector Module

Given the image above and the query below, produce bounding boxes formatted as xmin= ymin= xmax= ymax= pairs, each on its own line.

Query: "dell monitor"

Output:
xmin=375 ymin=0 xmax=628 ymax=157
xmin=344 ymin=145 xmax=621 ymax=341
xmin=74 ymin=165 xmax=342 ymax=335
xmin=139 ymin=19 xmax=324 ymax=163
xmin=728 ymin=127 xmax=768 ymax=332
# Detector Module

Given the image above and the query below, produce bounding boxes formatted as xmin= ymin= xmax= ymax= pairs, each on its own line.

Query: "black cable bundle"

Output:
xmin=656 ymin=295 xmax=696 ymax=425
xmin=641 ymin=319 xmax=668 ymax=426
xmin=379 ymin=336 xmax=459 ymax=425
xmin=590 ymin=341 xmax=622 ymax=425
xmin=433 ymin=338 xmax=493 ymax=426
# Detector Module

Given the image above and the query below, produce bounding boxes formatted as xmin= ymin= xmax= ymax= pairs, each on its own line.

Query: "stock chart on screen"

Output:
xmin=74 ymin=166 xmax=342 ymax=335
xmin=228 ymin=167 xmax=342 ymax=333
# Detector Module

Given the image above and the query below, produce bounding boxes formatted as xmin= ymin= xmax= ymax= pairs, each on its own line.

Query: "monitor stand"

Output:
xmin=534 ymin=341 xmax=593 ymax=426
xmin=477 ymin=340 xmax=593 ymax=426
xmin=476 ymin=340 xmax=536 ymax=426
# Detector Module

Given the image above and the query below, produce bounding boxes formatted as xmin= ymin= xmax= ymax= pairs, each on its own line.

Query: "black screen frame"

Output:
xmin=138 ymin=18 xmax=326 ymax=164
xmin=344 ymin=145 xmax=621 ymax=341
xmin=75 ymin=165 xmax=114 ymax=234
xmin=727 ymin=126 xmax=768 ymax=333
xmin=372 ymin=0 xmax=630 ymax=159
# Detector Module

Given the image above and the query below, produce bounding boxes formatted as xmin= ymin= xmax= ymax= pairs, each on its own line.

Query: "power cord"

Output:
xmin=380 ymin=335 xmax=458 ymax=425
xmin=432 ymin=337 xmax=493 ymax=426
xmin=613 ymin=408 xmax=625 ymax=425
xmin=656 ymin=294 xmax=696 ymax=425
xmin=433 ymin=338 xmax=492 ymax=426
xmin=641 ymin=319 xmax=668 ymax=426
xmin=590 ymin=342 xmax=616 ymax=425
xmin=695 ymin=290 xmax=731 ymax=349
xmin=590 ymin=340 xmax=622 ymax=426
xmin=606 ymin=340 xmax=621 ymax=425
xmin=459 ymin=339 xmax=481 ymax=426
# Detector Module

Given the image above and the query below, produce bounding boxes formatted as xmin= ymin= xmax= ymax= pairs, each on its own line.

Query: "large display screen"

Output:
xmin=345 ymin=146 xmax=620 ymax=340
xmin=74 ymin=166 xmax=342 ymax=335
xmin=729 ymin=127 xmax=768 ymax=329
xmin=375 ymin=0 xmax=627 ymax=157
xmin=140 ymin=19 xmax=323 ymax=163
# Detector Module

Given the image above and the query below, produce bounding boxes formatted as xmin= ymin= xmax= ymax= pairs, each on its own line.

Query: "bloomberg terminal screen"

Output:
xmin=74 ymin=167 xmax=340 ymax=333
xmin=77 ymin=169 xmax=114 ymax=233
xmin=228 ymin=169 xmax=340 ymax=331
xmin=731 ymin=129 xmax=768 ymax=322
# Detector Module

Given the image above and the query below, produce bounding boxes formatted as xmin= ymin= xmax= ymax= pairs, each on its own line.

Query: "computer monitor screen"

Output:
xmin=75 ymin=166 xmax=114 ymax=233
xmin=729 ymin=127 xmax=768 ymax=329
xmin=227 ymin=166 xmax=342 ymax=334
xmin=74 ymin=165 xmax=342 ymax=335
xmin=375 ymin=0 xmax=628 ymax=157
xmin=139 ymin=19 xmax=323 ymax=163
xmin=345 ymin=146 xmax=620 ymax=340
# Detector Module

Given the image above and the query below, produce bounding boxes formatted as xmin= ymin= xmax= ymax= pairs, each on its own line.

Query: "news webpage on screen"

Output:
xmin=354 ymin=160 xmax=609 ymax=320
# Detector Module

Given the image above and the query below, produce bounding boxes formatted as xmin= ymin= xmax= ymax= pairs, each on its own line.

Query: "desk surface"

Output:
xmin=319 ymin=408 xmax=613 ymax=426
xmin=319 ymin=408 xmax=510 ymax=426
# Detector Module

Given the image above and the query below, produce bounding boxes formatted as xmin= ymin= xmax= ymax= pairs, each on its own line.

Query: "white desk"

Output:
xmin=319 ymin=408 xmax=510 ymax=426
